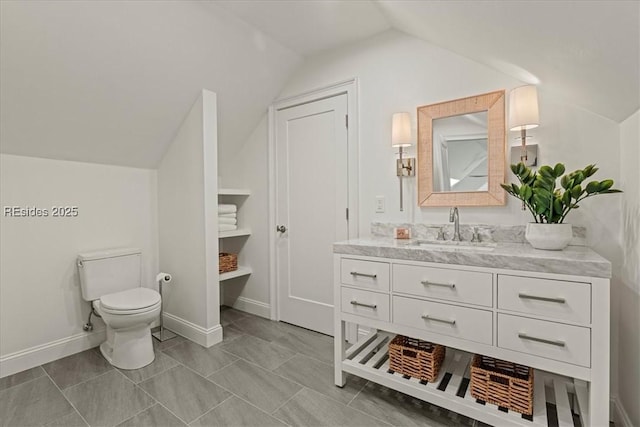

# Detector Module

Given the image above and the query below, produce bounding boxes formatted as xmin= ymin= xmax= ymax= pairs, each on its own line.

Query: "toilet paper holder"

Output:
xmin=152 ymin=272 xmax=177 ymax=342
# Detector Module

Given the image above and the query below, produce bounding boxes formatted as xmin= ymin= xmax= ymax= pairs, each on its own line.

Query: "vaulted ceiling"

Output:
xmin=1 ymin=1 xmax=638 ymax=168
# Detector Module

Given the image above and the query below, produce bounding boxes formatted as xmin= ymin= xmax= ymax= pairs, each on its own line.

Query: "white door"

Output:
xmin=275 ymin=93 xmax=349 ymax=335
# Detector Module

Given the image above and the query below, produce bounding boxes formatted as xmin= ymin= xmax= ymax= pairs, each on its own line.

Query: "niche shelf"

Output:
xmin=218 ymin=188 xmax=251 ymax=196
xmin=219 ymin=228 xmax=251 ymax=239
xmin=219 ymin=266 xmax=252 ymax=282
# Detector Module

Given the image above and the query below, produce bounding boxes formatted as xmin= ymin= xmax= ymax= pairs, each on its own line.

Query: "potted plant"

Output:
xmin=501 ymin=162 xmax=622 ymax=250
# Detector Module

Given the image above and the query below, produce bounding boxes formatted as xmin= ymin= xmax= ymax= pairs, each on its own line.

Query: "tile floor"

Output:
xmin=0 ymin=307 xmax=543 ymax=426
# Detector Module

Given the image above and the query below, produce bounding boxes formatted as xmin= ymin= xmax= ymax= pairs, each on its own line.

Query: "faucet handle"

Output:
xmin=471 ymin=227 xmax=480 ymax=243
xmin=436 ymin=227 xmax=445 ymax=241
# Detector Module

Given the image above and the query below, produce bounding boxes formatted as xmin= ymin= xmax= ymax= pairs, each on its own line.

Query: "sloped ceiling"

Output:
xmin=1 ymin=1 xmax=638 ymax=168
xmin=0 ymin=1 xmax=301 ymax=168
xmin=221 ymin=0 xmax=639 ymax=123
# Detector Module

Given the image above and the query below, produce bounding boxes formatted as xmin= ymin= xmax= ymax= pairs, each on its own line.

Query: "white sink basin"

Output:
xmin=411 ymin=240 xmax=497 ymax=252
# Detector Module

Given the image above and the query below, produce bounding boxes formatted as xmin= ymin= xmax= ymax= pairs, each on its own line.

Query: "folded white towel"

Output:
xmin=218 ymin=217 xmax=237 ymax=225
xmin=219 ymin=224 xmax=238 ymax=232
xmin=219 ymin=213 xmax=237 ymax=218
xmin=218 ymin=204 xmax=237 ymax=214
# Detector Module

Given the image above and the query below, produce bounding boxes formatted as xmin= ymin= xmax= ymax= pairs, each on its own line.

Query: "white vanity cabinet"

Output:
xmin=334 ymin=252 xmax=610 ymax=427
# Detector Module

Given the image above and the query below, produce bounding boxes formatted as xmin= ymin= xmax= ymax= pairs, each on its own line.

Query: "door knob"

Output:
xmin=276 ymin=225 xmax=287 ymax=233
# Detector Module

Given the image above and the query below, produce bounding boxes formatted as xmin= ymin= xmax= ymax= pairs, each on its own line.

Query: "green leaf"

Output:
xmin=519 ymin=184 xmax=533 ymax=201
xmin=539 ymin=166 xmax=555 ymax=178
xmin=510 ymin=164 xmax=519 ymax=175
xmin=586 ymin=181 xmax=600 ymax=194
xmin=561 ymin=175 xmax=570 ymax=189
xmin=554 ymin=163 xmax=566 ymax=177
xmin=571 ymin=185 xmax=583 ymax=199
xmin=553 ymin=198 xmax=563 ymax=214
xmin=584 ymin=165 xmax=598 ymax=177
xmin=562 ymin=190 xmax=572 ymax=205
xmin=598 ymin=180 xmax=614 ymax=191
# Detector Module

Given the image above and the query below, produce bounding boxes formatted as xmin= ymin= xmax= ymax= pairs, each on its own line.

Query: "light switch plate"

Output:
xmin=375 ymin=196 xmax=385 ymax=213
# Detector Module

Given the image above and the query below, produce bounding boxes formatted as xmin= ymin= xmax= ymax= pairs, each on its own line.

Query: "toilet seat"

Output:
xmin=98 ymin=288 xmax=161 ymax=314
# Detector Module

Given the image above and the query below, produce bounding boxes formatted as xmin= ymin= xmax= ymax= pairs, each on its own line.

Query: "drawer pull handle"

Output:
xmin=350 ymin=300 xmax=377 ymax=310
xmin=421 ymin=314 xmax=456 ymax=325
xmin=518 ymin=333 xmax=565 ymax=347
xmin=518 ymin=293 xmax=566 ymax=304
xmin=421 ymin=280 xmax=456 ymax=289
xmin=350 ymin=272 xmax=377 ymax=279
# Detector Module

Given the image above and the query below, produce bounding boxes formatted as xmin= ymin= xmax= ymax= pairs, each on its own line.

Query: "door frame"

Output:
xmin=268 ymin=78 xmax=359 ymax=321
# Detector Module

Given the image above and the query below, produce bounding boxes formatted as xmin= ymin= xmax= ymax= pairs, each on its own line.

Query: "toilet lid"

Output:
xmin=100 ymin=288 xmax=160 ymax=311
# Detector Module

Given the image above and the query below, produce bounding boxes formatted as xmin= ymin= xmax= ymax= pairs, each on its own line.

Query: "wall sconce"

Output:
xmin=508 ymin=85 xmax=539 ymax=165
xmin=392 ymin=112 xmax=415 ymax=211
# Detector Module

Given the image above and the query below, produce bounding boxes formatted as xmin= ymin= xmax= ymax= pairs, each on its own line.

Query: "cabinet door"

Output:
xmin=497 ymin=314 xmax=591 ymax=367
xmin=393 ymin=296 xmax=492 ymax=345
xmin=393 ymin=263 xmax=492 ymax=307
xmin=498 ymin=275 xmax=591 ymax=324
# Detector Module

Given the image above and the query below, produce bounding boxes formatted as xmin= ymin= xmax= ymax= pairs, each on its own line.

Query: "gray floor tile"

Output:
xmin=47 ymin=410 xmax=89 ymax=426
xmin=43 ymin=348 xmax=113 ymax=389
xmin=118 ymin=351 xmax=179 ymax=383
xmin=349 ymin=381 xmax=475 ymax=427
xmin=273 ymin=387 xmax=389 ymax=427
xmin=222 ymin=324 xmax=244 ymax=342
xmin=0 ymin=366 xmax=46 ymax=391
xmin=117 ymin=404 xmax=186 ymax=427
xmin=220 ymin=307 xmax=249 ymax=326
xmin=208 ymin=360 xmax=301 ymax=413
xmin=64 ymin=370 xmax=155 ymax=427
xmin=162 ymin=340 xmax=237 ymax=376
xmin=219 ymin=335 xmax=295 ymax=370
xmin=139 ymin=365 xmax=229 ymax=424
xmin=190 ymin=396 xmax=285 ymax=427
xmin=274 ymin=354 xmax=366 ymax=405
xmin=152 ymin=334 xmax=186 ymax=352
xmin=0 ymin=375 xmax=74 ymax=427
xmin=232 ymin=316 xmax=287 ymax=342
xmin=272 ymin=326 xmax=334 ymax=365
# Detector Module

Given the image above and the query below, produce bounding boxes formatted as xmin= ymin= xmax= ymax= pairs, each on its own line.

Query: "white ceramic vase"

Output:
xmin=525 ymin=223 xmax=573 ymax=250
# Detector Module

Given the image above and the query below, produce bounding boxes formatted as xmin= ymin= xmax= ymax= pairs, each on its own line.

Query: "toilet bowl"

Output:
xmin=93 ymin=287 xmax=161 ymax=370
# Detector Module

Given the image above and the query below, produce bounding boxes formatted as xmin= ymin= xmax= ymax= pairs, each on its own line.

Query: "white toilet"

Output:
xmin=77 ymin=248 xmax=161 ymax=370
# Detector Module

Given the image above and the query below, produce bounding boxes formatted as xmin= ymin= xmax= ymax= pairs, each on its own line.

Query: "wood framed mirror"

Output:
xmin=417 ymin=90 xmax=506 ymax=207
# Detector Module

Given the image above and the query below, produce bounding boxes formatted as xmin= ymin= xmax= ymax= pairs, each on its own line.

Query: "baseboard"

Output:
xmin=227 ymin=296 xmax=270 ymax=318
xmin=611 ymin=395 xmax=633 ymax=427
xmin=162 ymin=312 xmax=222 ymax=348
xmin=0 ymin=328 xmax=106 ymax=378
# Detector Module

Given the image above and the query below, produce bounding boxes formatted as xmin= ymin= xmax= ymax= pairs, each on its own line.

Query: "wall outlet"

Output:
xmin=375 ymin=196 xmax=385 ymax=213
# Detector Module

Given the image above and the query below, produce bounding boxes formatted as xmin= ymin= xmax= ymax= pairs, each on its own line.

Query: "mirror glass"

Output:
xmin=432 ymin=112 xmax=488 ymax=193
xmin=417 ymin=90 xmax=506 ymax=207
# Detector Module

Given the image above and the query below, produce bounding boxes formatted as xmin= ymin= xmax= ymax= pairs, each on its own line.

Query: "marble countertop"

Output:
xmin=333 ymin=238 xmax=612 ymax=278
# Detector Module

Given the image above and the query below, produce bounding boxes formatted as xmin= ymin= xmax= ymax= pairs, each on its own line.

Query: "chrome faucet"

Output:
xmin=449 ymin=207 xmax=461 ymax=241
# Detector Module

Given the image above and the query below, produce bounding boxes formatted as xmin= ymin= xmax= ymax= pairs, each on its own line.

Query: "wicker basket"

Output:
xmin=470 ymin=354 xmax=534 ymax=415
xmin=219 ymin=253 xmax=238 ymax=273
xmin=388 ymin=335 xmax=446 ymax=382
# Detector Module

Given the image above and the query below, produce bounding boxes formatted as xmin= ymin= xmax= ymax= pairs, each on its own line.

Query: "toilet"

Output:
xmin=77 ymin=248 xmax=161 ymax=370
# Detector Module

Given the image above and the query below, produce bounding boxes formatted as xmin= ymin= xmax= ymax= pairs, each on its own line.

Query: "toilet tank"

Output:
xmin=77 ymin=248 xmax=142 ymax=301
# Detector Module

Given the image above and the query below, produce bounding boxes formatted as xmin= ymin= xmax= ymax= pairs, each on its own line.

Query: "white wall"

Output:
xmin=227 ymin=29 xmax=625 ymax=404
xmin=157 ymin=90 xmax=221 ymax=346
xmin=617 ymin=109 xmax=640 ymax=426
xmin=220 ymin=117 xmax=271 ymax=313
xmin=0 ymin=154 xmax=157 ymax=372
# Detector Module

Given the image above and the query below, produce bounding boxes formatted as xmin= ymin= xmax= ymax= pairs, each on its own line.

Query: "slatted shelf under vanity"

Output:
xmin=343 ymin=331 xmax=588 ymax=427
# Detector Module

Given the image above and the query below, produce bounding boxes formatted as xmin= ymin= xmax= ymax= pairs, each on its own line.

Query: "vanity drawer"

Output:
xmin=393 ymin=264 xmax=493 ymax=307
xmin=341 ymin=288 xmax=390 ymax=322
xmin=341 ymin=258 xmax=390 ymax=291
xmin=497 ymin=314 xmax=591 ymax=367
xmin=392 ymin=296 xmax=492 ymax=345
xmin=498 ymin=275 xmax=591 ymax=324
